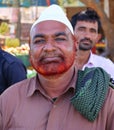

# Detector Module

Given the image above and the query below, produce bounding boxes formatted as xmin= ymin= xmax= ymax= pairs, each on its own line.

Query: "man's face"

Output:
xmin=30 ymin=21 xmax=76 ymax=76
xmin=74 ymin=21 xmax=99 ymax=51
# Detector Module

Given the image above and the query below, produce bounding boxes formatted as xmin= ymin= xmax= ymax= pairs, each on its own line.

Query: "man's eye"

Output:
xmin=78 ymin=27 xmax=85 ymax=32
xmin=90 ymin=29 xmax=96 ymax=34
xmin=55 ymin=37 xmax=66 ymax=42
xmin=33 ymin=39 xmax=45 ymax=44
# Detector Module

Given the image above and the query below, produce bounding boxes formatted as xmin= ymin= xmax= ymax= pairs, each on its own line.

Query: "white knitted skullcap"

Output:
xmin=30 ymin=4 xmax=74 ymax=34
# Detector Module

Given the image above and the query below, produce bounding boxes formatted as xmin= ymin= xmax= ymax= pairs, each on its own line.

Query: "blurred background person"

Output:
xmin=0 ymin=46 xmax=27 ymax=94
xmin=70 ymin=7 xmax=114 ymax=79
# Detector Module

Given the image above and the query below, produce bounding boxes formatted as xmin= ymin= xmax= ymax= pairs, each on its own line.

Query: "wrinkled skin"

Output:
xmin=29 ymin=21 xmax=77 ymax=76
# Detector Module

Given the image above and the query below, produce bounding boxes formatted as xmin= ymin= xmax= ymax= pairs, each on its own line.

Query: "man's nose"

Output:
xmin=84 ymin=30 xmax=92 ymax=38
xmin=43 ymin=42 xmax=56 ymax=52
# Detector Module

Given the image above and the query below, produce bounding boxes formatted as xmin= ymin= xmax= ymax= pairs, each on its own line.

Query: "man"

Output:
xmin=70 ymin=8 xmax=114 ymax=79
xmin=0 ymin=48 xmax=27 ymax=94
xmin=79 ymin=0 xmax=114 ymax=62
xmin=0 ymin=4 xmax=114 ymax=130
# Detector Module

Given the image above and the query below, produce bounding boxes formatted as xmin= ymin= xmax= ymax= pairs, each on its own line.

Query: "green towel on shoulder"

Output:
xmin=71 ymin=67 xmax=114 ymax=122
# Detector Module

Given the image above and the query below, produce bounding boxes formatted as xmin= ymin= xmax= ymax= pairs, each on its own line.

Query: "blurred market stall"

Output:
xmin=0 ymin=0 xmax=114 ymax=67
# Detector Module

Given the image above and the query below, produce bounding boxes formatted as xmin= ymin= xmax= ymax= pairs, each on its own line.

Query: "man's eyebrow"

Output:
xmin=32 ymin=32 xmax=67 ymax=40
xmin=33 ymin=34 xmax=45 ymax=39
xmin=78 ymin=26 xmax=86 ymax=28
xmin=54 ymin=32 xmax=67 ymax=37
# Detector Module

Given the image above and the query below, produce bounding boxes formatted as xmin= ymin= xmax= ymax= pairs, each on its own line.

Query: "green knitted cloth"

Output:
xmin=71 ymin=67 xmax=114 ymax=122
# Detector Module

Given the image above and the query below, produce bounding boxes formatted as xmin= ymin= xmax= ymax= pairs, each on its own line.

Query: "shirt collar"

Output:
xmin=27 ymin=67 xmax=78 ymax=97
xmin=27 ymin=75 xmax=40 ymax=97
xmin=87 ymin=51 xmax=94 ymax=64
xmin=83 ymin=52 xmax=95 ymax=70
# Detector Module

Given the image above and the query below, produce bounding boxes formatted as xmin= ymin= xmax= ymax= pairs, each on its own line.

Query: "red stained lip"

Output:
xmin=40 ymin=56 xmax=63 ymax=64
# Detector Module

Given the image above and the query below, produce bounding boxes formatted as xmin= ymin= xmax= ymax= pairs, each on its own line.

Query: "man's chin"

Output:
xmin=37 ymin=66 xmax=68 ymax=76
xmin=32 ymin=61 xmax=73 ymax=76
xmin=79 ymin=44 xmax=92 ymax=51
xmin=38 ymin=70 xmax=64 ymax=77
xmin=79 ymin=47 xmax=92 ymax=51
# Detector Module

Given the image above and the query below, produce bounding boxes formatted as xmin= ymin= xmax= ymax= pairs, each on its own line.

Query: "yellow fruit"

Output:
xmin=5 ymin=38 xmax=20 ymax=47
xmin=0 ymin=22 xmax=9 ymax=35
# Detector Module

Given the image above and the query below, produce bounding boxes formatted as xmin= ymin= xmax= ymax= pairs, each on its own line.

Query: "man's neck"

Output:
xmin=76 ymin=50 xmax=91 ymax=69
xmin=38 ymin=65 xmax=77 ymax=98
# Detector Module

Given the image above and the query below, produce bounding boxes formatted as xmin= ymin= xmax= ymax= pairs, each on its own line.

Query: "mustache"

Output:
xmin=80 ymin=38 xmax=93 ymax=44
xmin=39 ymin=52 xmax=64 ymax=61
